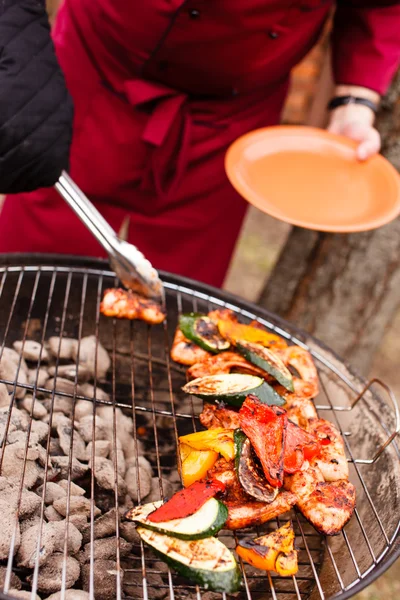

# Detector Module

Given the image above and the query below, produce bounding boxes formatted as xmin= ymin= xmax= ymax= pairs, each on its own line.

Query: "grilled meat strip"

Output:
xmin=208 ymin=457 xmax=297 ymax=530
xmin=100 ymin=288 xmax=165 ymax=324
xmin=199 ymin=403 xmax=240 ymax=430
xmin=284 ymin=466 xmax=355 ymax=536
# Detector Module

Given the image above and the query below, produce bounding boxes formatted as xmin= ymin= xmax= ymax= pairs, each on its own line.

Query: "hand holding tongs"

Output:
xmin=55 ymin=171 xmax=164 ymax=301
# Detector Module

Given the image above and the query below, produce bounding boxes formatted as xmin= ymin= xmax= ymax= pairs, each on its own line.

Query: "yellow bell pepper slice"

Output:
xmin=179 ymin=428 xmax=235 ymax=461
xmin=179 ymin=444 xmax=218 ymax=488
xmin=218 ymin=320 xmax=287 ymax=350
xmin=236 ymin=522 xmax=298 ymax=576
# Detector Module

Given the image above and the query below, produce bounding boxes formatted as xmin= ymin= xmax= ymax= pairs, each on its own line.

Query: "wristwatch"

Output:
xmin=327 ymin=96 xmax=378 ymax=113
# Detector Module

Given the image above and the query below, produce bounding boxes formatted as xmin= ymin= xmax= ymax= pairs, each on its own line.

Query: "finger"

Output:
xmin=356 ymin=130 xmax=381 ymax=161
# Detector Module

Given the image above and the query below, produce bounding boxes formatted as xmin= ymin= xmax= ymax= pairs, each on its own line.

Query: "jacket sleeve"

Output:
xmin=331 ymin=1 xmax=400 ymax=95
xmin=0 ymin=0 xmax=73 ymax=194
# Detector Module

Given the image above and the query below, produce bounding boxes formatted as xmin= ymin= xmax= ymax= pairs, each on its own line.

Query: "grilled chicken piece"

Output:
xmin=284 ymin=466 xmax=355 ymax=536
xmin=308 ymin=419 xmax=349 ymax=482
xmin=277 ymin=346 xmax=319 ymax=399
xmin=187 ymin=351 xmax=270 ymax=380
xmin=199 ymin=403 xmax=240 ymax=430
xmin=100 ymin=288 xmax=165 ymax=324
xmin=278 ymin=392 xmax=318 ymax=430
xmin=170 ymin=328 xmax=210 ymax=365
xmin=208 ymin=457 xmax=297 ymax=530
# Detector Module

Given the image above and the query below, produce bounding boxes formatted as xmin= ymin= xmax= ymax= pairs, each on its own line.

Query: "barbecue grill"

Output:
xmin=0 ymin=254 xmax=399 ymax=600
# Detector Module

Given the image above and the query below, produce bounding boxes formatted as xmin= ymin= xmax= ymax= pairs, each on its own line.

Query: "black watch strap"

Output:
xmin=327 ymin=95 xmax=378 ymax=113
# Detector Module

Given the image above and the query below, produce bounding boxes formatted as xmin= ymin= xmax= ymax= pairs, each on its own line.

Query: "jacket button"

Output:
xmin=268 ymin=31 xmax=279 ymax=39
xmin=189 ymin=9 xmax=201 ymax=19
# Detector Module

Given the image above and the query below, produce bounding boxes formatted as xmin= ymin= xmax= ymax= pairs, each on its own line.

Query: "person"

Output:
xmin=0 ymin=1 xmax=399 ymax=288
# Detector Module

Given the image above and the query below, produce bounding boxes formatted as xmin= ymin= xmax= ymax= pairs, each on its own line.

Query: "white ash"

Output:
xmin=0 ymin=354 xmax=28 ymax=399
xmin=13 ymin=340 xmax=49 ymax=363
xmin=37 ymin=482 xmax=66 ymax=504
xmin=48 ymin=337 xmax=78 ymax=360
xmin=8 ymin=590 xmax=41 ymax=600
xmin=30 ymin=553 xmax=80 ymax=593
xmin=1 ymin=347 xmax=28 ymax=372
xmin=85 ymin=440 xmax=110 ymax=460
xmin=80 ymin=383 xmax=110 ymax=402
xmin=56 ymin=416 xmax=87 ymax=461
xmin=53 ymin=496 xmax=101 ymax=518
xmin=143 ymin=477 xmax=174 ymax=503
xmin=19 ymin=395 xmax=48 ymax=420
xmin=1 ymin=443 xmax=42 ymax=489
xmin=46 ymin=378 xmax=84 ymax=397
xmin=91 ymin=457 xmax=127 ymax=497
xmin=74 ymin=400 xmax=93 ymax=421
xmin=108 ymin=439 xmax=126 ymax=476
xmin=49 ymin=437 xmax=63 ymax=455
xmin=123 ymin=436 xmax=145 ymax=459
xmin=51 ymin=456 xmax=88 ymax=480
xmin=48 ymin=364 xmax=91 ymax=382
xmin=31 ymin=420 xmax=49 ymax=442
xmin=0 ymin=478 xmax=41 ymax=518
xmin=49 ymin=521 xmax=82 ymax=555
xmin=125 ymin=465 xmax=152 ymax=502
xmin=47 ymin=592 xmax=90 ymax=600
xmin=81 ymin=559 xmax=122 ymax=600
xmin=81 ymin=509 xmax=117 ymax=544
xmin=77 ymin=414 xmax=108 ymax=443
xmin=80 ymin=536 xmax=132 ymax=563
xmin=47 ymin=395 xmax=74 ymax=416
xmin=17 ymin=522 xmax=57 ymax=568
xmin=126 ymin=455 xmax=153 ymax=479
xmin=0 ymin=382 xmax=10 ymax=408
xmin=0 ymin=499 xmax=20 ymax=560
xmin=73 ymin=336 xmax=110 ymax=379
xmin=58 ymin=480 xmax=86 ymax=496
xmin=0 ymin=405 xmax=29 ymax=433
xmin=124 ymin=572 xmax=166 ymax=600
xmin=0 ymin=565 xmax=22 ymax=590
xmin=68 ymin=514 xmax=88 ymax=533
xmin=119 ymin=521 xmax=140 ymax=545
xmin=28 ymin=367 xmax=49 ymax=388
xmin=44 ymin=506 xmax=64 ymax=522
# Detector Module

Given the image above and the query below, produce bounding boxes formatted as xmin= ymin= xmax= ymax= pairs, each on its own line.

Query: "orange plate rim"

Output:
xmin=225 ymin=125 xmax=400 ymax=233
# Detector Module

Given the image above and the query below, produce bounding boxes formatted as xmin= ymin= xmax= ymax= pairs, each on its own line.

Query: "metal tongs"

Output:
xmin=55 ymin=171 xmax=164 ymax=301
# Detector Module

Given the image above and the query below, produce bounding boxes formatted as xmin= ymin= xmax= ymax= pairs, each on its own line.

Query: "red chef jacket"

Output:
xmin=0 ymin=0 xmax=399 ymax=287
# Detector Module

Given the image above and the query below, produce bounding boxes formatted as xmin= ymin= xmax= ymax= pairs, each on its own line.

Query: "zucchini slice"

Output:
xmin=234 ymin=429 xmax=279 ymax=503
xmin=182 ymin=373 xmax=285 ymax=407
xmin=137 ymin=526 xmax=242 ymax=593
xmin=126 ymin=498 xmax=228 ymax=540
xmin=237 ymin=341 xmax=294 ymax=392
xmin=179 ymin=313 xmax=230 ymax=353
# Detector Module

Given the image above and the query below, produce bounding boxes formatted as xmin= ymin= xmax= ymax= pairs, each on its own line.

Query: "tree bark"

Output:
xmin=258 ymin=68 xmax=400 ymax=374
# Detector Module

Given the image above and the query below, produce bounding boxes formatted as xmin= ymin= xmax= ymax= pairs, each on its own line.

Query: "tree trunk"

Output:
xmin=258 ymin=69 xmax=400 ymax=374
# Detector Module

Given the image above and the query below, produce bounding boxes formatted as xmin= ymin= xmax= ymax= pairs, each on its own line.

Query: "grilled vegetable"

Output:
xmin=179 ymin=313 xmax=230 ymax=353
xmin=137 ymin=527 xmax=242 ymax=593
xmin=234 ymin=429 xmax=279 ymax=503
xmin=237 ymin=341 xmax=294 ymax=392
xmin=180 ymin=428 xmax=235 ymax=461
xmin=239 ymin=395 xmax=287 ymax=488
xmin=236 ymin=521 xmax=297 ymax=576
xmin=147 ymin=480 xmax=225 ymax=523
xmin=126 ymin=497 xmax=228 ymax=539
xmin=179 ymin=445 xmax=219 ymax=487
xmin=284 ymin=421 xmax=320 ymax=473
xmin=218 ymin=320 xmax=287 ymax=350
xmin=182 ymin=373 xmax=286 ymax=407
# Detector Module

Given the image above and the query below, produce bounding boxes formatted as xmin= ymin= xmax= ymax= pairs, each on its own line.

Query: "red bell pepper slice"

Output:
xmin=284 ymin=421 xmax=320 ymax=473
xmin=147 ymin=479 xmax=225 ymax=523
xmin=239 ymin=395 xmax=287 ymax=488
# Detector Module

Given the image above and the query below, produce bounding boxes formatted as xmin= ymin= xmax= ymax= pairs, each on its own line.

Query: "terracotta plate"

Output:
xmin=225 ymin=126 xmax=400 ymax=232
